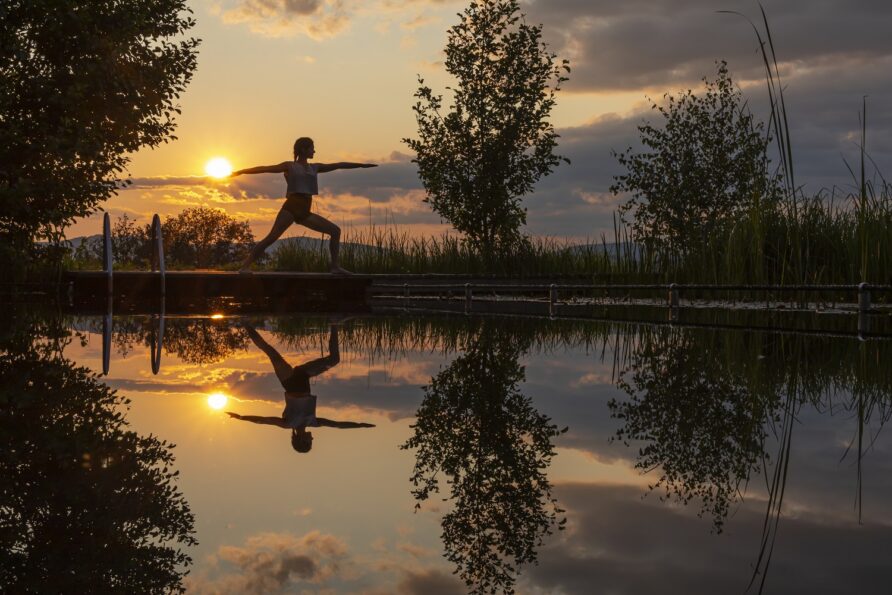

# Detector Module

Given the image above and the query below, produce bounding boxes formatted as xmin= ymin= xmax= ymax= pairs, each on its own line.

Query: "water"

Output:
xmin=3 ymin=310 xmax=891 ymax=594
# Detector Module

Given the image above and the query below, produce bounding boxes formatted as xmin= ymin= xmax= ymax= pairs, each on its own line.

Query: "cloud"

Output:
xmin=219 ymin=0 xmax=350 ymax=40
xmin=186 ymin=531 xmax=348 ymax=594
xmin=525 ymin=0 xmax=892 ymax=92
xmin=521 ymin=481 xmax=892 ymax=594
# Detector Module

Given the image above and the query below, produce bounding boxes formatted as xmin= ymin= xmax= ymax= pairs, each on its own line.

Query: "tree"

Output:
xmin=0 ymin=0 xmax=199 ymax=252
xmin=403 ymin=0 xmax=569 ymax=260
xmin=611 ymin=62 xmax=781 ymax=254
xmin=609 ymin=327 xmax=781 ymax=531
xmin=401 ymin=321 xmax=566 ymax=594
xmin=162 ymin=207 xmax=254 ymax=268
xmin=0 ymin=345 xmax=196 ymax=593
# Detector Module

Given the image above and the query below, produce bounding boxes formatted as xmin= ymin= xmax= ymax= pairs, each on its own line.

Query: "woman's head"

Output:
xmin=291 ymin=428 xmax=314 ymax=453
xmin=293 ymin=137 xmax=315 ymax=160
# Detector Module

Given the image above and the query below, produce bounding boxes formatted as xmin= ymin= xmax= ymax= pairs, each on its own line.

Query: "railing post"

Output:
xmin=403 ymin=283 xmax=409 ymax=299
xmin=465 ymin=283 xmax=472 ymax=313
xmin=103 ymin=212 xmax=113 ymax=295
xmin=102 ymin=297 xmax=112 ymax=376
xmin=151 ymin=214 xmax=166 ymax=296
xmin=668 ymin=283 xmax=679 ymax=308
xmin=150 ymin=297 xmax=165 ymax=375
xmin=858 ymin=282 xmax=871 ymax=313
xmin=549 ymin=284 xmax=557 ymax=317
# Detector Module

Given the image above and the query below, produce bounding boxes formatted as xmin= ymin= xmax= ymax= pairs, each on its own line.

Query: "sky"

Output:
xmin=69 ymin=0 xmax=892 ymax=243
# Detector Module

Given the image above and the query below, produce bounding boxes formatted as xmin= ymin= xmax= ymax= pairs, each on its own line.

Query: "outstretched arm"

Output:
xmin=316 ymin=418 xmax=376 ymax=429
xmin=315 ymin=162 xmax=377 ymax=174
xmin=227 ymin=412 xmax=288 ymax=428
xmin=231 ymin=162 xmax=290 ymax=176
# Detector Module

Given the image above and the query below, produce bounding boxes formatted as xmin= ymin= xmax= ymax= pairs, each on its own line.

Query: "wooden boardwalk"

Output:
xmin=64 ymin=270 xmax=372 ymax=313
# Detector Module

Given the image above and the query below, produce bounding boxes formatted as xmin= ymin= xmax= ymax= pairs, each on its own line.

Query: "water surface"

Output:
xmin=3 ymin=311 xmax=891 ymax=594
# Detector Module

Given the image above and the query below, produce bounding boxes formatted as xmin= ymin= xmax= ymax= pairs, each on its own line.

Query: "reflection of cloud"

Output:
xmin=220 ymin=0 xmax=349 ymax=40
xmin=522 ymin=481 xmax=892 ymax=595
xmin=186 ymin=531 xmax=348 ymax=594
xmin=187 ymin=530 xmax=461 ymax=594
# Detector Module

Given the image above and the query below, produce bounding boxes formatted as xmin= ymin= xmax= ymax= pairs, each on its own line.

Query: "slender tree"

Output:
xmin=403 ymin=0 xmax=569 ymax=260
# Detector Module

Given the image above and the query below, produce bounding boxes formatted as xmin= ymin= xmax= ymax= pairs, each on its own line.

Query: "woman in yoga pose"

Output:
xmin=226 ymin=322 xmax=375 ymax=453
xmin=231 ymin=137 xmax=377 ymax=274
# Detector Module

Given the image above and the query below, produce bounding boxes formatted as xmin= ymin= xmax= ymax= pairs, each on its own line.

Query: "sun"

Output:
xmin=205 ymin=157 xmax=232 ymax=178
xmin=207 ymin=392 xmax=228 ymax=410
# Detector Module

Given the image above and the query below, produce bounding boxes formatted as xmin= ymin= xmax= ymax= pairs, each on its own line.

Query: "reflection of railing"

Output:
xmin=374 ymin=282 xmax=891 ymax=334
xmin=374 ymin=282 xmax=890 ymax=312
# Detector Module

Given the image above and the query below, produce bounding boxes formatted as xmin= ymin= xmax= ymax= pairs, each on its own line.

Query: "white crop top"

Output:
xmin=283 ymin=394 xmax=319 ymax=428
xmin=285 ymin=161 xmax=319 ymax=195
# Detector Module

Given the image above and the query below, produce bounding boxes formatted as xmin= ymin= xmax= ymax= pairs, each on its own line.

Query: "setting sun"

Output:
xmin=207 ymin=392 xmax=228 ymax=410
xmin=204 ymin=157 xmax=232 ymax=178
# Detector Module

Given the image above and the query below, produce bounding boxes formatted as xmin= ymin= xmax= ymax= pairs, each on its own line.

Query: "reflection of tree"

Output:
xmin=0 ymin=347 xmax=196 ymax=593
xmin=110 ymin=317 xmax=249 ymax=365
xmin=401 ymin=322 xmax=565 ymax=594
xmin=610 ymin=328 xmax=780 ymax=531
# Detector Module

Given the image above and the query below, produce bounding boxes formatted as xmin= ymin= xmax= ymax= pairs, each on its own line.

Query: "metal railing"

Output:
xmin=102 ymin=211 xmax=166 ymax=295
xmin=372 ymin=282 xmax=892 ymax=314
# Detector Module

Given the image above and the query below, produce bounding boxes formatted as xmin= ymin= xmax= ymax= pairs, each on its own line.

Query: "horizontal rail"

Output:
xmin=372 ymin=283 xmax=892 ymax=292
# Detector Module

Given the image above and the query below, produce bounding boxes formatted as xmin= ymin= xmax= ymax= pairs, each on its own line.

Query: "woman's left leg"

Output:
xmin=240 ymin=208 xmax=294 ymax=272
xmin=300 ymin=213 xmax=351 ymax=274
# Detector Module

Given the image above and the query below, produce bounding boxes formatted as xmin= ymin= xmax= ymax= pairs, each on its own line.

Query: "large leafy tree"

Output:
xmin=403 ymin=0 xmax=569 ymax=260
xmin=0 ymin=0 xmax=199 ymax=250
xmin=0 ymin=331 xmax=196 ymax=593
xmin=611 ymin=62 xmax=781 ymax=254
xmin=162 ymin=207 xmax=254 ymax=268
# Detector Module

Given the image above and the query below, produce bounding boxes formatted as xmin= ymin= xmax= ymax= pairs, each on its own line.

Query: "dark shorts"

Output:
xmin=283 ymin=193 xmax=312 ymax=222
xmin=281 ymin=368 xmax=311 ymax=393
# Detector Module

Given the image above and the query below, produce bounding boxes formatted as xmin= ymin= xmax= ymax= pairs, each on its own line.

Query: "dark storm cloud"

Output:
xmin=525 ymin=0 xmax=892 ymax=92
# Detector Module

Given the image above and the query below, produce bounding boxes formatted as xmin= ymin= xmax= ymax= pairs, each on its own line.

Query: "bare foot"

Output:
xmin=329 ymin=266 xmax=353 ymax=276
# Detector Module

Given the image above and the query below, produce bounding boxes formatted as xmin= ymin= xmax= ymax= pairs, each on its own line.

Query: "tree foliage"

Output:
xmin=0 ymin=0 xmax=199 ymax=249
xmin=401 ymin=320 xmax=566 ymax=594
xmin=609 ymin=327 xmax=781 ymax=531
xmin=403 ymin=0 xmax=569 ymax=259
xmin=75 ymin=208 xmax=254 ymax=269
xmin=611 ymin=62 xmax=780 ymax=254
xmin=163 ymin=207 xmax=254 ymax=268
xmin=0 ymin=342 xmax=196 ymax=593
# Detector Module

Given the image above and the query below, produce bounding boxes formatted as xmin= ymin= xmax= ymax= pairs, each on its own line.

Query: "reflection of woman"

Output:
xmin=226 ymin=324 xmax=374 ymax=453
xmin=231 ymin=137 xmax=377 ymax=274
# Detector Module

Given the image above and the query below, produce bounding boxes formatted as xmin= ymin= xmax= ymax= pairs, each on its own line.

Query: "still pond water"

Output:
xmin=3 ymin=311 xmax=891 ymax=594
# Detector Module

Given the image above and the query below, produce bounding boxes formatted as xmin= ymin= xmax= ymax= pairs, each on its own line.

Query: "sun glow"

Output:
xmin=205 ymin=157 xmax=232 ymax=178
xmin=207 ymin=392 xmax=228 ymax=410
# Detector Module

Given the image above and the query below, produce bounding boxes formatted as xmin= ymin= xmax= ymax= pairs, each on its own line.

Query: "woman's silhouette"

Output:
xmin=226 ymin=323 xmax=374 ymax=453
xmin=231 ymin=137 xmax=377 ymax=274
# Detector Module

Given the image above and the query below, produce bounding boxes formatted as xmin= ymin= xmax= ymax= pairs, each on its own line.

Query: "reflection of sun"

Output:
xmin=205 ymin=157 xmax=232 ymax=178
xmin=207 ymin=392 xmax=228 ymax=410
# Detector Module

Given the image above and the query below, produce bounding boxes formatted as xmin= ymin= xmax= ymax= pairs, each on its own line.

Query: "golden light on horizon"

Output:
xmin=210 ymin=313 xmax=224 ymax=319
xmin=205 ymin=157 xmax=232 ymax=178
xmin=207 ymin=392 xmax=228 ymax=410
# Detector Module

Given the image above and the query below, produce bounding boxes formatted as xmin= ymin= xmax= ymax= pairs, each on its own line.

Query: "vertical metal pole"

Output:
xmin=403 ymin=283 xmax=409 ymax=299
xmin=103 ymin=212 xmax=113 ymax=295
xmin=150 ymin=297 xmax=165 ymax=375
xmin=549 ymin=284 xmax=557 ymax=317
xmin=858 ymin=282 xmax=871 ymax=313
xmin=465 ymin=283 xmax=472 ymax=314
xmin=151 ymin=214 xmax=166 ymax=296
xmin=668 ymin=283 xmax=679 ymax=308
xmin=102 ymin=297 xmax=112 ymax=376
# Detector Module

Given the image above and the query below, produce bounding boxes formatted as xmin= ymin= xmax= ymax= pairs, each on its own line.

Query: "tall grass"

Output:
xmin=267 ymin=185 xmax=892 ymax=285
